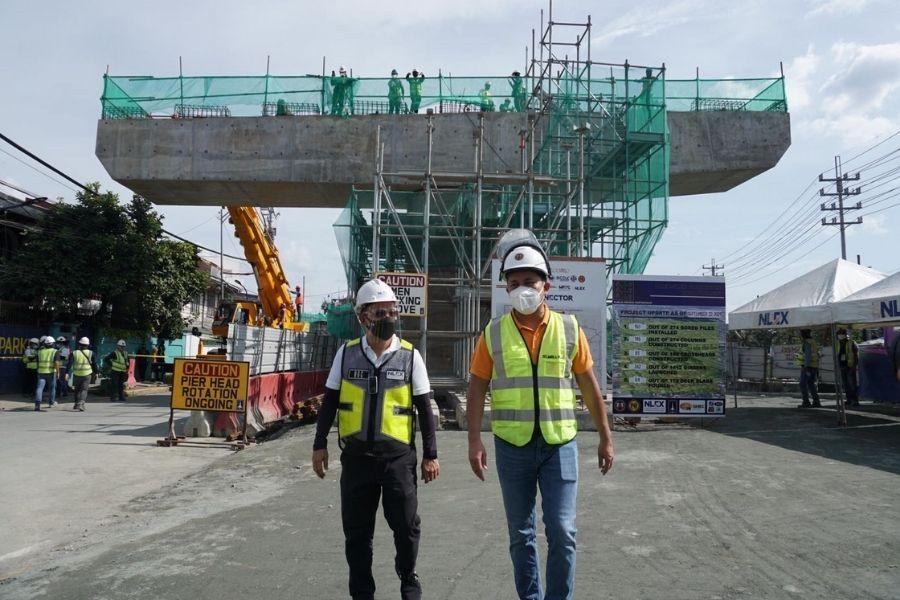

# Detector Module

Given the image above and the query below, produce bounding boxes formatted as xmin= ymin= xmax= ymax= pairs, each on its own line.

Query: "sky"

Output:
xmin=1 ymin=0 xmax=899 ymax=313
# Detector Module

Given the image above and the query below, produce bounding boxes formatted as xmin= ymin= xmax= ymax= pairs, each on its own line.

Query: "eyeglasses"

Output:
xmin=368 ymin=307 xmax=400 ymax=319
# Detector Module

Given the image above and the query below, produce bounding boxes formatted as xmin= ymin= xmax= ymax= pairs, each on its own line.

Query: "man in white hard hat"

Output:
xmin=55 ymin=336 xmax=71 ymax=399
xmin=466 ymin=230 xmax=614 ymax=600
xmin=35 ymin=336 xmax=59 ymax=410
xmin=69 ymin=337 xmax=97 ymax=411
xmin=312 ymin=278 xmax=439 ymax=600
xmin=104 ymin=340 xmax=129 ymax=402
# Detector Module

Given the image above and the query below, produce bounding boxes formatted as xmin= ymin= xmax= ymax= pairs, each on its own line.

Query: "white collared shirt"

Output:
xmin=325 ymin=335 xmax=430 ymax=395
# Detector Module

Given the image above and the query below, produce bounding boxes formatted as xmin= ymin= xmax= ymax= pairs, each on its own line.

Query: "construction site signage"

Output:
xmin=611 ymin=275 xmax=726 ymax=418
xmin=491 ymin=257 xmax=607 ymax=393
xmin=377 ymin=272 xmax=428 ymax=317
xmin=171 ymin=358 xmax=250 ymax=412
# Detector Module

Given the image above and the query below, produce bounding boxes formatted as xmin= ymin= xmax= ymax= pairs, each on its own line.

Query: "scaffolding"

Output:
xmin=332 ymin=7 xmax=670 ymax=381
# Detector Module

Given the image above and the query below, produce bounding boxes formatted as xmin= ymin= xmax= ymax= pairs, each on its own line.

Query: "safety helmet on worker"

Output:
xmin=497 ymin=229 xmax=551 ymax=281
xmin=78 ymin=337 xmax=90 ymax=345
xmin=355 ymin=279 xmax=398 ymax=312
xmin=391 ymin=69 xmax=398 ymax=76
xmin=29 ymin=337 xmax=40 ymax=345
xmin=339 ymin=66 xmax=347 ymax=75
xmin=42 ymin=336 xmax=54 ymax=346
xmin=116 ymin=339 xmax=126 ymax=347
xmin=56 ymin=336 xmax=67 ymax=343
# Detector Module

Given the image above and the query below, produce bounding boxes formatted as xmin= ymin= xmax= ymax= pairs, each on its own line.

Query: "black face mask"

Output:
xmin=369 ymin=318 xmax=397 ymax=341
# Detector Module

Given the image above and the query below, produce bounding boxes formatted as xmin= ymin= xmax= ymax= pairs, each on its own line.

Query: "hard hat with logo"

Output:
xmin=497 ymin=229 xmax=551 ymax=280
xmin=56 ymin=336 xmax=67 ymax=343
xmin=339 ymin=66 xmax=347 ymax=74
xmin=117 ymin=339 xmax=127 ymax=347
xmin=355 ymin=279 xmax=398 ymax=310
xmin=78 ymin=337 xmax=90 ymax=345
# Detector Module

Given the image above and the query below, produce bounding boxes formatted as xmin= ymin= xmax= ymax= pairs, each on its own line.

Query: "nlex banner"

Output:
xmin=611 ymin=275 xmax=727 ymax=418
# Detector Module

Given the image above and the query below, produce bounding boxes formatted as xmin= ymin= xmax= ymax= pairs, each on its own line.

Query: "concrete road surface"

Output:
xmin=1 ymin=396 xmax=898 ymax=599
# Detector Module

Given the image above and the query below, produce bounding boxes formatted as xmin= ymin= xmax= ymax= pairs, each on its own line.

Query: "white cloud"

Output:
xmin=591 ymin=0 xmax=715 ymax=47
xmin=806 ymin=112 xmax=899 ymax=146
xmin=819 ymin=42 xmax=900 ymax=114
xmin=783 ymin=45 xmax=821 ymax=110
xmin=806 ymin=0 xmax=872 ymax=17
xmin=859 ymin=213 xmax=887 ymax=235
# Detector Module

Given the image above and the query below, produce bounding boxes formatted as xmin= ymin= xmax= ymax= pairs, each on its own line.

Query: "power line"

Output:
xmin=701 ymin=257 xmax=724 ymax=276
xmin=818 ymin=155 xmax=862 ymax=259
xmin=0 ymin=130 xmax=248 ymax=262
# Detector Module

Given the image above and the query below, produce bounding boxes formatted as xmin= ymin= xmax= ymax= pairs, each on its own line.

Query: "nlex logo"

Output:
xmin=881 ymin=299 xmax=899 ymax=319
xmin=757 ymin=310 xmax=789 ymax=326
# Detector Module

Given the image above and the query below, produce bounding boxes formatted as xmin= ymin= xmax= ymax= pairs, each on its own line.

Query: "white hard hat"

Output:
xmin=339 ymin=66 xmax=346 ymax=73
xmin=501 ymin=245 xmax=549 ymax=279
xmin=78 ymin=337 xmax=90 ymax=345
xmin=355 ymin=279 xmax=398 ymax=310
xmin=56 ymin=336 xmax=66 ymax=342
xmin=43 ymin=336 xmax=54 ymax=345
xmin=29 ymin=337 xmax=40 ymax=344
xmin=117 ymin=339 xmax=126 ymax=346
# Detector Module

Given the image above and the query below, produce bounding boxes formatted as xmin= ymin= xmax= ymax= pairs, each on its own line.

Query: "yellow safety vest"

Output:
xmin=37 ymin=347 xmax=57 ymax=375
xmin=338 ymin=337 xmax=415 ymax=446
xmin=23 ymin=349 xmax=37 ymax=370
xmin=794 ymin=339 xmax=821 ymax=368
xmin=485 ymin=310 xmax=579 ymax=446
xmin=73 ymin=349 xmax=94 ymax=377
xmin=111 ymin=350 xmax=128 ymax=372
xmin=838 ymin=339 xmax=857 ymax=368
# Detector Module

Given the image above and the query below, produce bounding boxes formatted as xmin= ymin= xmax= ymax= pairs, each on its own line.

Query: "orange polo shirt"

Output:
xmin=469 ymin=306 xmax=594 ymax=380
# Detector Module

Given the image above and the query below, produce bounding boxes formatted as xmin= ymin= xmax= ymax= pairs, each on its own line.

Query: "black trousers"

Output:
xmin=840 ymin=367 xmax=859 ymax=404
xmin=109 ymin=371 xmax=126 ymax=401
xmin=340 ymin=449 xmax=421 ymax=600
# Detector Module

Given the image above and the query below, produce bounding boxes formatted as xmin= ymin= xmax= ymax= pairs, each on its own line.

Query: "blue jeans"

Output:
xmin=494 ymin=435 xmax=578 ymax=600
xmin=35 ymin=374 xmax=57 ymax=406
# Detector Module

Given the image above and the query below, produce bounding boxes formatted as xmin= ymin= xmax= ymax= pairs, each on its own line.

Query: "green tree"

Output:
xmin=0 ymin=185 xmax=207 ymax=340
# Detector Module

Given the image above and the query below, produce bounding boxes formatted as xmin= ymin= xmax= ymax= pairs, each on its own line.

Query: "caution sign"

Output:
xmin=171 ymin=358 xmax=250 ymax=412
xmin=377 ymin=272 xmax=428 ymax=317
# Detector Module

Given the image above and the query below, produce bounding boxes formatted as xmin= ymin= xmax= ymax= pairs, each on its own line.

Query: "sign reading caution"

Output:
xmin=377 ymin=272 xmax=428 ymax=317
xmin=171 ymin=358 xmax=250 ymax=412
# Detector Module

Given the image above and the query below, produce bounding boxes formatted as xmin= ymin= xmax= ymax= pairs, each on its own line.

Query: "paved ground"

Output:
xmin=1 ymin=395 xmax=899 ymax=599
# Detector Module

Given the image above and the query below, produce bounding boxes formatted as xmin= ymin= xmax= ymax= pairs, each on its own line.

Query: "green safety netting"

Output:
xmin=100 ymin=73 xmax=787 ymax=119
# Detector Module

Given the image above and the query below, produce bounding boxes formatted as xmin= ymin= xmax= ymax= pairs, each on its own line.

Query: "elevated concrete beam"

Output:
xmin=96 ymin=111 xmax=790 ymax=206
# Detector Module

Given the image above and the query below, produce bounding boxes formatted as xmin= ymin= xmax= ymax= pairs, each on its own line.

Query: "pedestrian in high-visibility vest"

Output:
xmin=466 ymin=229 xmax=614 ymax=600
xmin=836 ymin=327 xmax=860 ymax=407
xmin=312 ymin=278 xmax=439 ymax=600
xmin=34 ymin=336 xmax=59 ymax=411
xmin=105 ymin=340 xmax=129 ymax=402
xmin=21 ymin=337 xmax=39 ymax=397
xmin=55 ymin=336 xmax=71 ymax=398
xmin=796 ymin=329 xmax=822 ymax=408
xmin=69 ymin=337 xmax=97 ymax=412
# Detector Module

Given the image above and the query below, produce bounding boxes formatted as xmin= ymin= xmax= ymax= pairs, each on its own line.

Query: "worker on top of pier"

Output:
xmin=479 ymin=81 xmax=495 ymax=112
xmin=466 ymin=229 xmax=614 ymax=600
xmin=388 ymin=69 xmax=405 ymax=115
xmin=330 ymin=66 xmax=356 ymax=116
xmin=509 ymin=71 xmax=526 ymax=111
xmin=312 ymin=277 xmax=438 ymax=600
xmin=406 ymin=69 xmax=424 ymax=113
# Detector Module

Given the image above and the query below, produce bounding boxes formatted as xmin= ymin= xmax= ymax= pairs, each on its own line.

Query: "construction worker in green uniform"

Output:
xmin=796 ymin=329 xmax=822 ymax=408
xmin=499 ymin=98 xmax=513 ymax=112
xmin=34 ymin=336 xmax=58 ymax=411
xmin=509 ymin=71 xmax=526 ymax=111
xmin=329 ymin=66 xmax=357 ymax=116
xmin=388 ymin=69 xmax=405 ymax=115
xmin=312 ymin=278 xmax=439 ymax=600
xmin=466 ymin=229 xmax=614 ymax=600
xmin=479 ymin=81 xmax=495 ymax=112
xmin=105 ymin=339 xmax=129 ymax=402
xmin=406 ymin=69 xmax=425 ymax=114
xmin=21 ymin=337 xmax=39 ymax=397
xmin=69 ymin=336 xmax=97 ymax=411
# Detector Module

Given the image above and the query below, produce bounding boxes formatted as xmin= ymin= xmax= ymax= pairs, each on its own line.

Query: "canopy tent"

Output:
xmin=829 ymin=271 xmax=900 ymax=326
xmin=729 ymin=259 xmax=886 ymax=330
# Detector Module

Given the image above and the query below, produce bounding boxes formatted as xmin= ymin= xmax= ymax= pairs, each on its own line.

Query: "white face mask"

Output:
xmin=509 ymin=286 xmax=544 ymax=315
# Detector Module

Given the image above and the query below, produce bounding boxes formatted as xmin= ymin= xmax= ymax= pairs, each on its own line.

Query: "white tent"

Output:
xmin=829 ymin=271 xmax=900 ymax=326
xmin=729 ymin=258 xmax=886 ymax=330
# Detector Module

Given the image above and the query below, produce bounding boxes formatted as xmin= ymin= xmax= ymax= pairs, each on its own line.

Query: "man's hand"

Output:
xmin=421 ymin=458 xmax=440 ymax=483
xmin=468 ymin=437 xmax=488 ymax=481
xmin=312 ymin=449 xmax=328 ymax=479
xmin=598 ymin=438 xmax=614 ymax=475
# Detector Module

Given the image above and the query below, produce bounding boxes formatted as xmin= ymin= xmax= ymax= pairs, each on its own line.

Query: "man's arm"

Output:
xmin=412 ymin=392 xmax=440 ymax=483
xmin=312 ymin=388 xmax=339 ymax=478
xmin=466 ymin=374 xmax=490 ymax=480
xmin=574 ymin=369 xmax=614 ymax=474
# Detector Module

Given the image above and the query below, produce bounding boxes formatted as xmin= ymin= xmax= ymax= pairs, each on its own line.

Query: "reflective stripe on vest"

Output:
xmin=24 ymin=349 xmax=37 ymax=369
xmin=486 ymin=310 xmax=579 ymax=446
xmin=37 ymin=347 xmax=57 ymax=374
xmin=111 ymin=350 xmax=128 ymax=372
xmin=73 ymin=350 xmax=93 ymax=377
xmin=338 ymin=337 xmax=415 ymax=445
xmin=795 ymin=340 xmax=821 ymax=368
xmin=839 ymin=339 xmax=857 ymax=368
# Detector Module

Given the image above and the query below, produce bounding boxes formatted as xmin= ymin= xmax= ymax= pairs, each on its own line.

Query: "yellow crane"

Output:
xmin=211 ymin=206 xmax=305 ymax=337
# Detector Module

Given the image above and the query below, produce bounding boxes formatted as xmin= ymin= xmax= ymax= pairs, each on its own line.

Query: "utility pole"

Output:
xmin=219 ymin=207 xmax=225 ymax=302
xmin=702 ymin=257 xmax=724 ymax=276
xmin=819 ymin=155 xmax=862 ymax=260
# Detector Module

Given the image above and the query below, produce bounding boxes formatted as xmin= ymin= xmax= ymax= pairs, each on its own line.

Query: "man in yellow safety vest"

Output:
xmin=836 ymin=327 xmax=860 ymax=407
xmin=466 ymin=229 xmax=614 ymax=600
xmin=69 ymin=336 xmax=97 ymax=411
xmin=796 ymin=329 xmax=822 ymax=408
xmin=105 ymin=339 xmax=129 ymax=402
xmin=312 ymin=278 xmax=439 ymax=600
xmin=34 ymin=336 xmax=59 ymax=411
